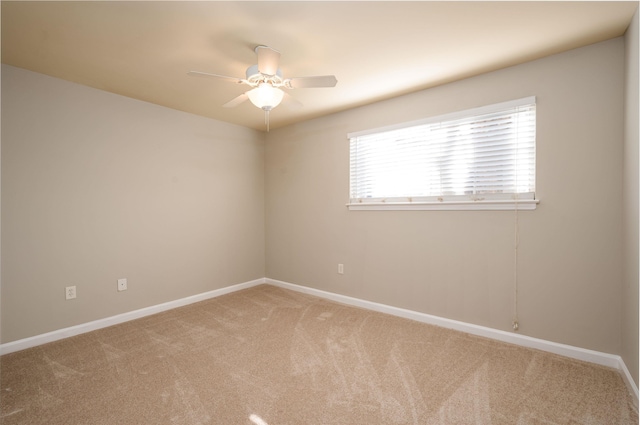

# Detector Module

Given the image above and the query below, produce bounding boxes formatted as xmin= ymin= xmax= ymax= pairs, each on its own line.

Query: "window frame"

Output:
xmin=347 ymin=97 xmax=538 ymax=211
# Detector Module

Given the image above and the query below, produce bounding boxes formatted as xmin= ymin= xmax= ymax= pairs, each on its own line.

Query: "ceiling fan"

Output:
xmin=188 ymin=45 xmax=338 ymax=130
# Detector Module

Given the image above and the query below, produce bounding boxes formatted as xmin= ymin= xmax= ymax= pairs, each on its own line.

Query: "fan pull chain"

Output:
xmin=265 ymin=109 xmax=270 ymax=132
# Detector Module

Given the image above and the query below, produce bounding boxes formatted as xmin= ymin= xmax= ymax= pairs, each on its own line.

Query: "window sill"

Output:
xmin=346 ymin=199 xmax=539 ymax=211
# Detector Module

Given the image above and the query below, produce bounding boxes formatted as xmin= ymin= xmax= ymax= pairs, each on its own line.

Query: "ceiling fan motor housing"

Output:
xmin=245 ymin=65 xmax=283 ymax=87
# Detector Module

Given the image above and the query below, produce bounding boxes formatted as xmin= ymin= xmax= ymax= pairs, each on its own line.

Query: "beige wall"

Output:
xmin=1 ymin=65 xmax=266 ymax=342
xmin=266 ymin=38 xmax=626 ymax=355
xmin=623 ymin=7 xmax=639 ymax=386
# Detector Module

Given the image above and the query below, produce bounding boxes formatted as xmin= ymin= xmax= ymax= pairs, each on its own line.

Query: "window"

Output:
xmin=348 ymin=97 xmax=537 ymax=210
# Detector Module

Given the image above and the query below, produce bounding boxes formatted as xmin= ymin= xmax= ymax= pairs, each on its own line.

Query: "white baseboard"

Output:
xmin=265 ymin=278 xmax=639 ymax=401
xmin=0 ymin=278 xmax=266 ymax=356
xmin=619 ymin=355 xmax=640 ymax=401
xmin=2 ymin=276 xmax=637 ymax=402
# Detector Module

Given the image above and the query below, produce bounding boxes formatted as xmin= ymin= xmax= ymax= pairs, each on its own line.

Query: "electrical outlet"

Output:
xmin=65 ymin=286 xmax=76 ymax=300
xmin=338 ymin=264 xmax=344 ymax=274
xmin=117 ymin=278 xmax=127 ymax=292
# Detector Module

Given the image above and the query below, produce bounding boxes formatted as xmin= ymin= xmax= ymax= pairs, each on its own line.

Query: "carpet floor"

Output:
xmin=0 ymin=284 xmax=637 ymax=424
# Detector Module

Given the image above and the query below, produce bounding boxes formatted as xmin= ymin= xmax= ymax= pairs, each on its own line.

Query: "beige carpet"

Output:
xmin=0 ymin=284 xmax=637 ymax=424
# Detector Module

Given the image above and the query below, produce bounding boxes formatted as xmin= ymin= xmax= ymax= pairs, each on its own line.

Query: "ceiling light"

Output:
xmin=246 ymin=83 xmax=284 ymax=111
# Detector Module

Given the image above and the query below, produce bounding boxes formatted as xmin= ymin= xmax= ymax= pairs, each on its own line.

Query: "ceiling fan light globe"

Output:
xmin=247 ymin=83 xmax=284 ymax=111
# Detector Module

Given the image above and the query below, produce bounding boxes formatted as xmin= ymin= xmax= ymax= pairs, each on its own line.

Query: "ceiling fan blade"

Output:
xmin=255 ymin=45 xmax=280 ymax=76
xmin=187 ymin=71 xmax=245 ymax=84
xmin=282 ymin=91 xmax=303 ymax=110
xmin=287 ymin=75 xmax=338 ymax=89
xmin=222 ymin=93 xmax=249 ymax=108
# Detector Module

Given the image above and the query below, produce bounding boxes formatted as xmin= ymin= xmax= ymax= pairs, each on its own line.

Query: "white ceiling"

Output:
xmin=2 ymin=1 xmax=638 ymax=131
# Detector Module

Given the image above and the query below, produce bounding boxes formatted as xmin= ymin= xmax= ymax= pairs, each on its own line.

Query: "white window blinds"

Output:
xmin=348 ymin=97 xmax=536 ymax=210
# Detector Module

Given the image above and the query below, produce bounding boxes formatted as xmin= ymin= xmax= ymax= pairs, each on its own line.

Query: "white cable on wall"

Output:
xmin=512 ymin=106 xmax=521 ymax=332
xmin=513 ymin=194 xmax=520 ymax=331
